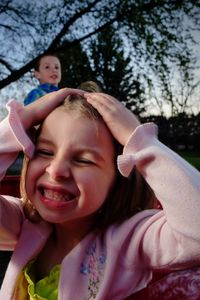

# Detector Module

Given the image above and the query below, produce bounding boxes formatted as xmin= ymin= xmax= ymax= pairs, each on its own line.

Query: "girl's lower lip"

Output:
xmin=40 ymin=196 xmax=77 ymax=210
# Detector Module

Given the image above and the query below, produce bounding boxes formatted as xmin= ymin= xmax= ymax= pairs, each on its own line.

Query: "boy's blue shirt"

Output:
xmin=24 ymin=83 xmax=59 ymax=106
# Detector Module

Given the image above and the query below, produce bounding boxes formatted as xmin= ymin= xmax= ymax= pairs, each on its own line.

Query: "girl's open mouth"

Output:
xmin=38 ymin=187 xmax=78 ymax=209
xmin=43 ymin=188 xmax=74 ymax=202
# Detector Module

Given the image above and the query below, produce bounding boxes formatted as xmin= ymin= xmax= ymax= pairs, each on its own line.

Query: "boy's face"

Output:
xmin=25 ymin=107 xmax=116 ymax=231
xmin=35 ymin=55 xmax=61 ymax=86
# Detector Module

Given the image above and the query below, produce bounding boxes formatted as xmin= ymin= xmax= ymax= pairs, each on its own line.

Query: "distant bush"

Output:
xmin=142 ymin=113 xmax=200 ymax=152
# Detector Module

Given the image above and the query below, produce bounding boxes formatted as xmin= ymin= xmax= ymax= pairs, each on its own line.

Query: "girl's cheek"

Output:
xmin=27 ymin=159 xmax=47 ymax=177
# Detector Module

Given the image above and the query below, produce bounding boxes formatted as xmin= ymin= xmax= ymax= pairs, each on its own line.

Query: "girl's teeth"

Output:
xmin=43 ymin=189 xmax=70 ymax=201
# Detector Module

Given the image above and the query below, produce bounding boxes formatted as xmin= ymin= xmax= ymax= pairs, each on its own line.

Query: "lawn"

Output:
xmin=179 ymin=151 xmax=200 ymax=171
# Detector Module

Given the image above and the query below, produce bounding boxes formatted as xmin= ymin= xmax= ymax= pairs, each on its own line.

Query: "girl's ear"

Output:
xmin=34 ymin=70 xmax=40 ymax=80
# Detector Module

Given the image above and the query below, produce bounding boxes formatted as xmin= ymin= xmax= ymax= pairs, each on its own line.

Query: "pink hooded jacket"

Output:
xmin=0 ymin=100 xmax=200 ymax=300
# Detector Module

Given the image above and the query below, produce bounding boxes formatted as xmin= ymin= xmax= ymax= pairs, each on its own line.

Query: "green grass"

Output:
xmin=178 ymin=151 xmax=200 ymax=171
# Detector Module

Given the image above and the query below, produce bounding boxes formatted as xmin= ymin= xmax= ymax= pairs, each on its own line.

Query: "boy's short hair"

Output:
xmin=34 ymin=52 xmax=61 ymax=71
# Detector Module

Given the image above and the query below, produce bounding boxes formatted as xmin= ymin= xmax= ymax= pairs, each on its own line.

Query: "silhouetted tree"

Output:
xmin=0 ymin=0 xmax=199 ymax=94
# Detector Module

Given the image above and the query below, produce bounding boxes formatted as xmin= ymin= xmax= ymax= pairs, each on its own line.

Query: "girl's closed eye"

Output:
xmin=74 ymin=157 xmax=95 ymax=165
xmin=34 ymin=148 xmax=53 ymax=157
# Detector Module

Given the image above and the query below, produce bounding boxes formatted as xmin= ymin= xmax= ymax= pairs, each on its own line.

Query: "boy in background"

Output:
xmin=24 ymin=53 xmax=62 ymax=105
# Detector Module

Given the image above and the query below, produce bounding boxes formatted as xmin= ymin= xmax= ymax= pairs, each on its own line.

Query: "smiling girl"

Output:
xmin=0 ymin=82 xmax=200 ymax=299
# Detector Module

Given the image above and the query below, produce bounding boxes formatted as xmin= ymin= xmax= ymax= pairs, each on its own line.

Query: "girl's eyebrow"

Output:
xmin=37 ymin=136 xmax=53 ymax=146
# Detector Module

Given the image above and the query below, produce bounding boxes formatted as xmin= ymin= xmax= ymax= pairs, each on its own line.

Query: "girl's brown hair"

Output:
xmin=21 ymin=81 xmax=156 ymax=228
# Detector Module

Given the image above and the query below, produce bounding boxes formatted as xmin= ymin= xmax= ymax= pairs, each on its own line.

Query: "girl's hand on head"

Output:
xmin=19 ymin=88 xmax=84 ymax=130
xmin=85 ymin=92 xmax=140 ymax=146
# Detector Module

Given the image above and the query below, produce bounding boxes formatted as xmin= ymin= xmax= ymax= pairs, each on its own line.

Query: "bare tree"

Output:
xmin=0 ymin=0 xmax=199 ymax=116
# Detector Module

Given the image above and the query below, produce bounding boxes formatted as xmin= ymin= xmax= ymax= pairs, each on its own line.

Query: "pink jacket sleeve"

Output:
xmin=0 ymin=100 xmax=34 ymax=180
xmin=117 ymin=123 xmax=200 ymax=268
xmin=0 ymin=100 xmax=35 ymax=250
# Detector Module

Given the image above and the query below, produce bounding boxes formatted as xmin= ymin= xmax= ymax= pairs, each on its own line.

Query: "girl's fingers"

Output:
xmin=85 ymin=93 xmax=122 ymax=120
xmin=85 ymin=92 xmax=140 ymax=145
xmin=32 ymin=88 xmax=84 ymax=109
xmin=21 ymin=88 xmax=85 ymax=130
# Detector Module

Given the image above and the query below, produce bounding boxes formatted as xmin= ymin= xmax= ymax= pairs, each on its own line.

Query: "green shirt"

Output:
xmin=14 ymin=260 xmax=60 ymax=300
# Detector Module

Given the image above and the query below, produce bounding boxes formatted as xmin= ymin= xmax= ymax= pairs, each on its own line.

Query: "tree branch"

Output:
xmin=0 ymin=0 xmax=114 ymax=89
xmin=0 ymin=58 xmax=13 ymax=72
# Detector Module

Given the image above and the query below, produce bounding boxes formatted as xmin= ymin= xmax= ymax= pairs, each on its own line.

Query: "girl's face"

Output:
xmin=25 ymin=107 xmax=116 ymax=227
xmin=35 ymin=55 xmax=61 ymax=86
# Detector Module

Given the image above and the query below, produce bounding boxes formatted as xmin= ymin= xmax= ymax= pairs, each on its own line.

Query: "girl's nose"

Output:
xmin=46 ymin=158 xmax=71 ymax=181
